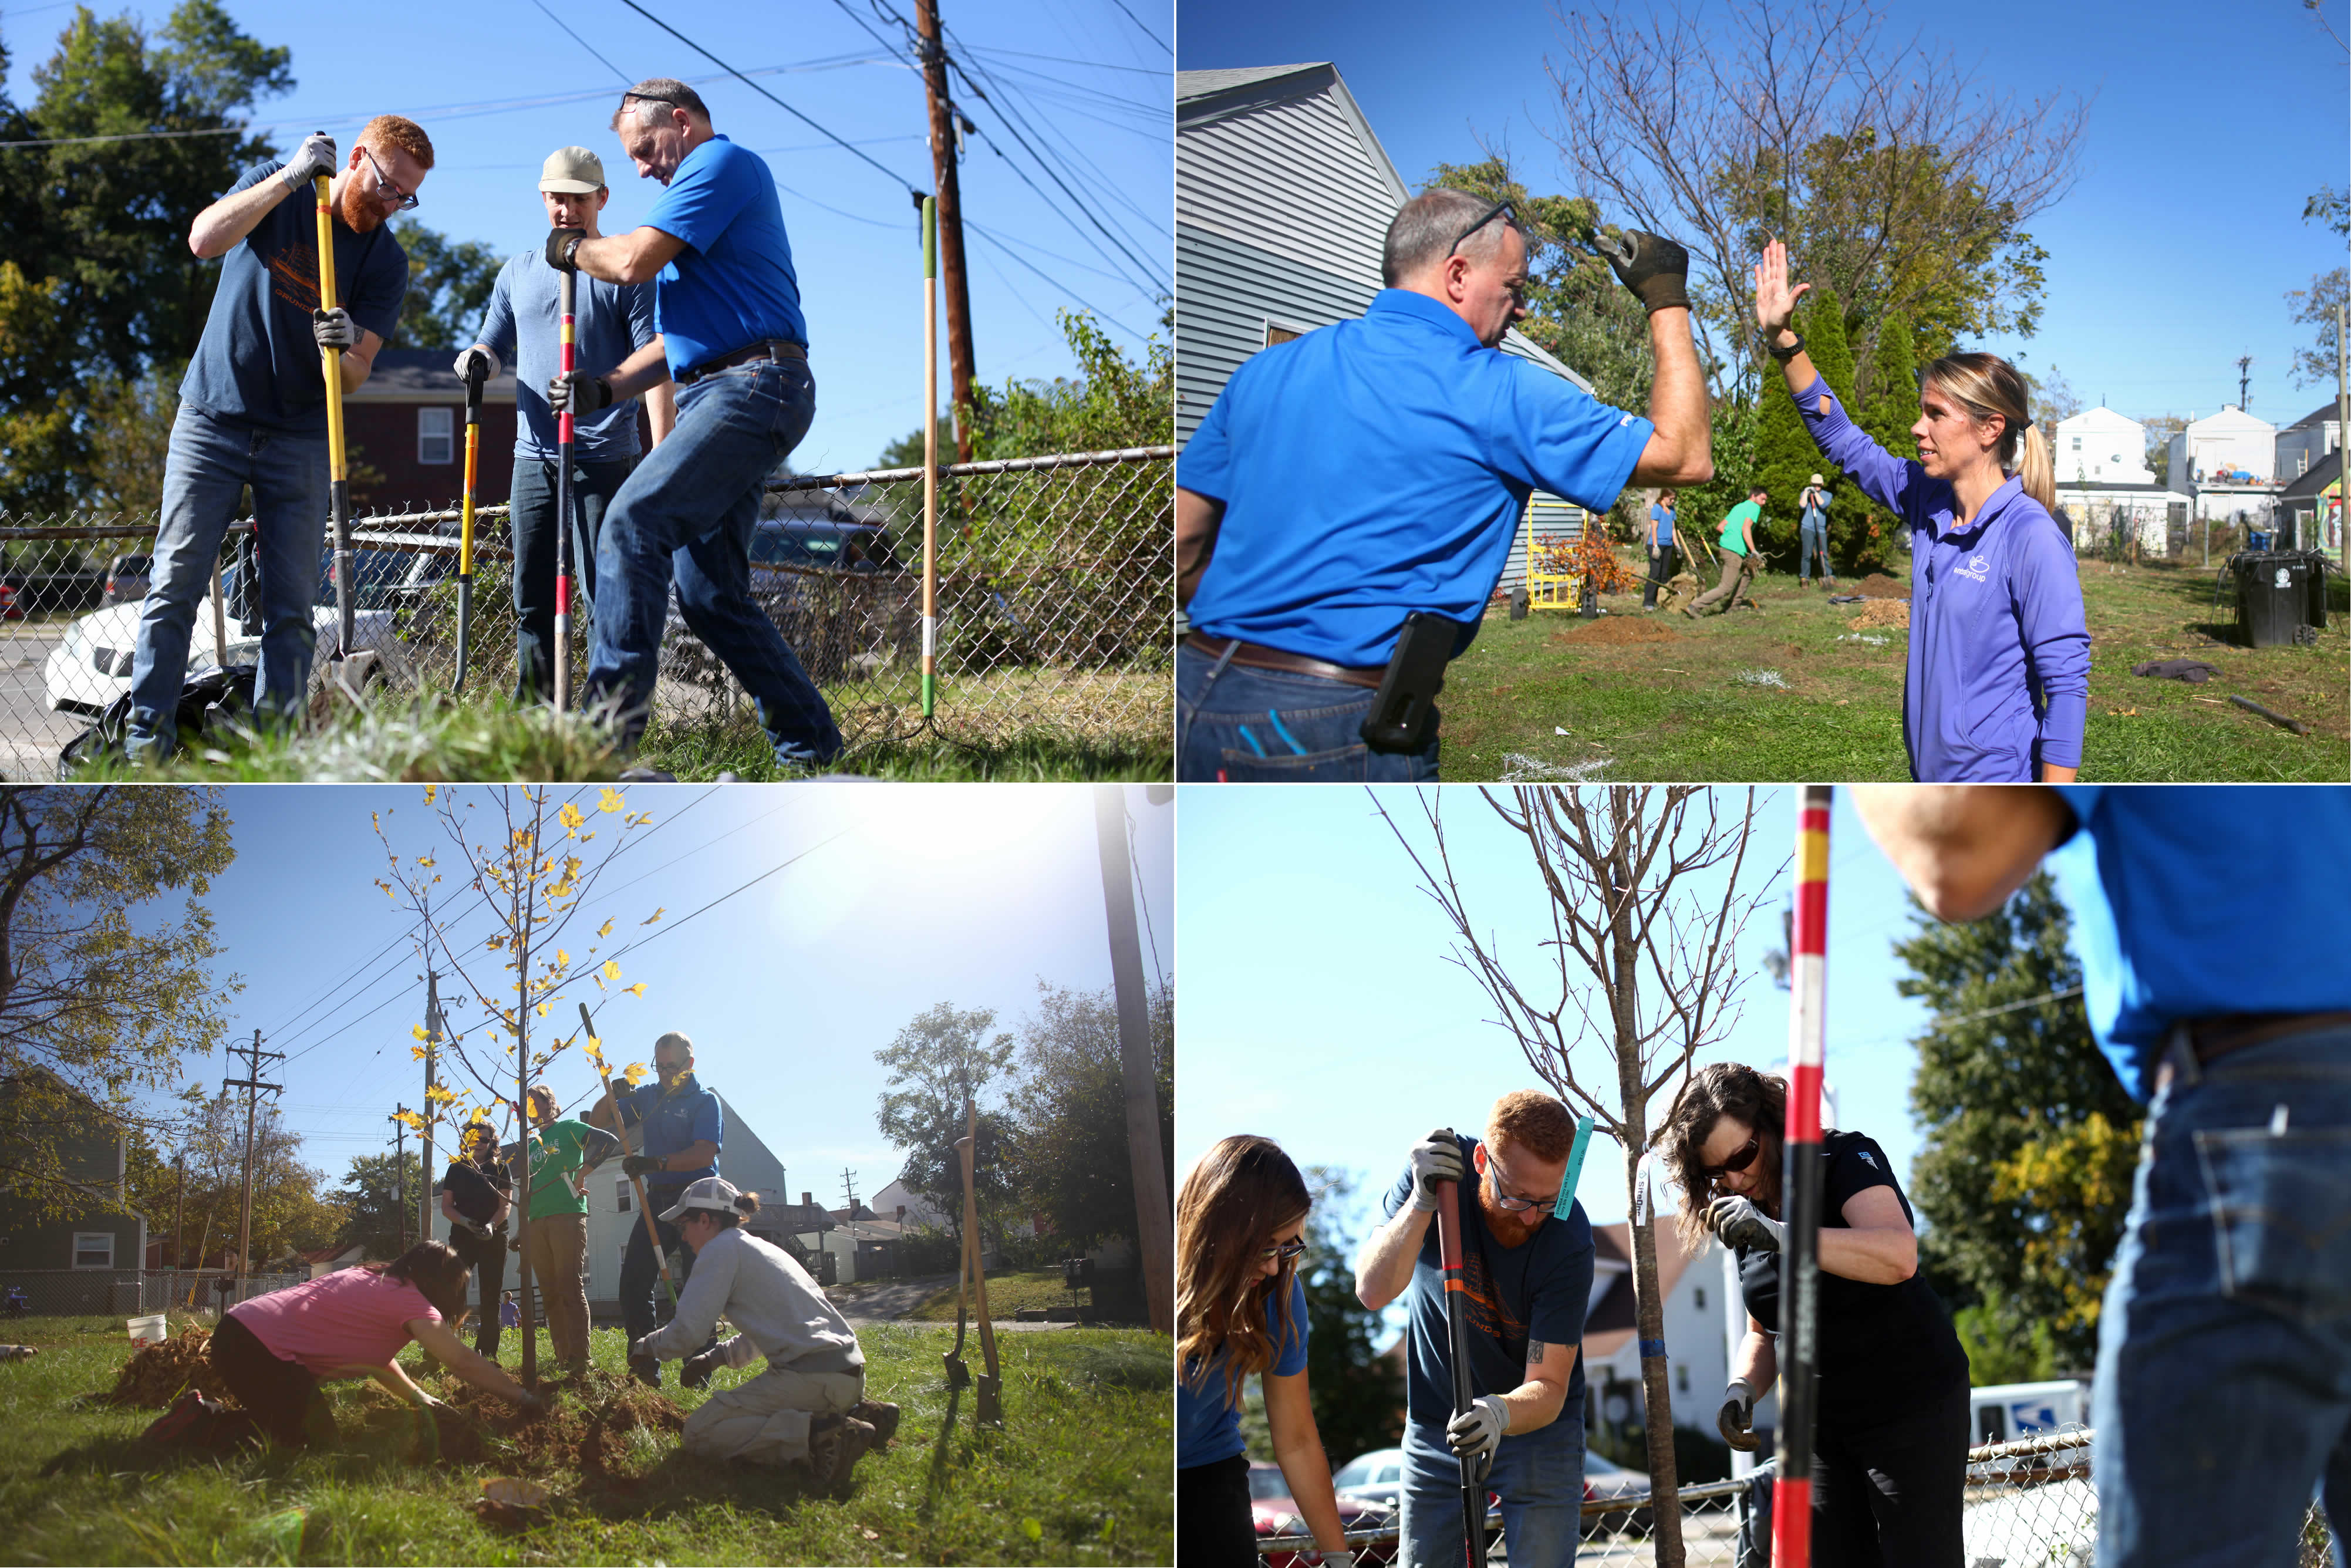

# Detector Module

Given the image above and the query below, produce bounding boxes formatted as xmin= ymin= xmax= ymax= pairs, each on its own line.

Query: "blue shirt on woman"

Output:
xmin=1178 ymin=1272 xmax=1308 ymax=1469
xmin=1796 ymin=375 xmax=2089 ymax=781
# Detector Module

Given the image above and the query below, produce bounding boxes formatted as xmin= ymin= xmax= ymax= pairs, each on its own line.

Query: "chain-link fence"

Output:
xmin=0 ymin=1269 xmax=305 ymax=1320
xmin=0 ymin=444 xmax=1171 ymax=776
xmin=1257 ymin=1427 xmax=2342 ymax=1565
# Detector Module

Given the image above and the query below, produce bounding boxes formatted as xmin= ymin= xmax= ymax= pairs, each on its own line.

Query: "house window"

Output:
xmin=1676 ymin=1363 xmax=1690 ymax=1393
xmin=1693 ymin=1284 xmax=1706 ymax=1310
xmin=72 ymin=1232 xmax=113 ymax=1269
xmin=1264 ymin=320 xmax=1303 ymax=348
xmin=418 ymin=406 xmax=455 ymax=464
xmin=2070 ymin=436 xmax=2082 ymax=451
xmin=616 ymin=1179 xmax=631 ymax=1213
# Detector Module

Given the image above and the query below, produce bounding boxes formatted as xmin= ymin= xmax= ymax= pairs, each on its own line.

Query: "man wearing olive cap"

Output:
xmin=454 ymin=146 xmax=675 ymax=705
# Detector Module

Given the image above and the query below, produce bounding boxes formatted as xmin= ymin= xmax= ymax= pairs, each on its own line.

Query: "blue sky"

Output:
xmin=1175 ymin=787 xmax=1955 ymax=1249
xmin=1176 ymin=0 xmax=2349 ymax=430
xmin=160 ymin=783 xmax=1172 ymax=1206
xmin=5 ymin=0 xmax=1173 ymax=473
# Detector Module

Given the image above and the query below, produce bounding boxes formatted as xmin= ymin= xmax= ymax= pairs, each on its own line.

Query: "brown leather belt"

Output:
xmin=1185 ymin=631 xmax=1385 ymax=690
xmin=2183 ymin=1011 xmax=2351 ymax=1065
xmin=676 ymin=338 xmax=808 ymax=387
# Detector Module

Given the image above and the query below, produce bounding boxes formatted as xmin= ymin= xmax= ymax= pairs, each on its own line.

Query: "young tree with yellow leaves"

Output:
xmin=371 ymin=785 xmax=665 ymax=1387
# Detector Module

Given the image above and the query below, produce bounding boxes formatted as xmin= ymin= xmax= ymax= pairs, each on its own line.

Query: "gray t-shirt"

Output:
xmin=472 ymin=249 xmax=658 ymax=461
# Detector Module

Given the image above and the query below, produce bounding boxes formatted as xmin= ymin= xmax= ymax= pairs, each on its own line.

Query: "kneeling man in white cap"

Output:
xmin=630 ymin=1176 xmax=901 ymax=1486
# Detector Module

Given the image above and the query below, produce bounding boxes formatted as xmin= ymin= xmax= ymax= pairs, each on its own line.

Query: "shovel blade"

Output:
xmin=976 ymin=1374 xmax=1003 ymax=1426
xmin=943 ymin=1352 xmax=970 ymax=1390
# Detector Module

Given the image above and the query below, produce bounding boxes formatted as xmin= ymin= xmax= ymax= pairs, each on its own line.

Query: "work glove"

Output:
xmin=1445 ymin=1392 xmax=1510 ymax=1461
xmin=681 ymin=1348 xmax=719 ymax=1389
xmin=549 ymin=369 xmax=616 ymax=416
xmin=1718 ymin=1377 xmax=1759 ymax=1451
xmin=1596 ymin=228 xmax=1692 ymax=315
xmin=452 ymin=344 xmax=500 ymax=387
xmin=1407 ymin=1128 xmax=1466 ymax=1212
xmin=621 ymin=1152 xmax=663 ymax=1178
xmin=1309 ymin=1554 xmax=1357 ymax=1568
xmin=280 ymin=131 xmax=338 ymax=191
xmin=1705 ymin=1193 xmax=1786 ymax=1254
xmin=312 ymin=307 xmax=359 ymax=352
xmin=544 ymin=227 xmax=588 ymax=273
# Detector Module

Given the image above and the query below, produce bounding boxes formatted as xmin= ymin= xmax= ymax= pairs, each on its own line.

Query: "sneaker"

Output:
xmin=806 ymin=1413 xmax=879 ymax=1488
xmin=849 ymin=1400 xmax=902 ymax=1446
xmin=143 ymin=1390 xmax=219 ymax=1446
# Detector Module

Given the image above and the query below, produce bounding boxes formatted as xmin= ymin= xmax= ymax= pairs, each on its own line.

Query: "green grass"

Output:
xmin=900 ymin=1270 xmax=1089 ymax=1323
xmin=1439 ymin=549 xmax=2349 ymax=781
xmin=0 ymin=1315 xmax=1169 ymax=1565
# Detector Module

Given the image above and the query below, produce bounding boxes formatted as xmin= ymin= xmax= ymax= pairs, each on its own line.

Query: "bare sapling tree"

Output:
xmin=1381 ymin=786 xmax=1780 ymax=1568
xmin=373 ymin=785 xmax=662 ymax=1387
xmin=1543 ymin=0 xmax=2089 ymax=396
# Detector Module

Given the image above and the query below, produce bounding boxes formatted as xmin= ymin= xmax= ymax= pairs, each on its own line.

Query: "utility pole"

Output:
xmin=1092 ymin=785 xmax=1173 ymax=1333
xmin=224 ymin=1030 xmax=282 ymax=1306
xmin=2237 ymin=354 xmax=2254 ymax=412
xmin=915 ymin=0 xmax=977 ymax=461
xmin=392 ymin=1108 xmax=409 ymax=1253
xmin=420 ymin=970 xmax=439 ymax=1248
xmin=840 ymin=1166 xmax=859 ymax=1217
xmin=2337 ymin=302 xmax=2347 ymax=572
xmin=172 ymin=1153 xmax=185 ymax=1278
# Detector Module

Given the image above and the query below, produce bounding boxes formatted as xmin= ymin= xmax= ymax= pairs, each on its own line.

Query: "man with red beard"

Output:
xmin=1357 ymin=1090 xmax=1596 ymax=1568
xmin=127 ymin=116 xmax=428 ymax=762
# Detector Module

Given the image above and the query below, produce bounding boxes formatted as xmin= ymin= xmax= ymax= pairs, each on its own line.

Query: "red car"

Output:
xmin=1250 ymin=1461 xmax=1404 ymax=1567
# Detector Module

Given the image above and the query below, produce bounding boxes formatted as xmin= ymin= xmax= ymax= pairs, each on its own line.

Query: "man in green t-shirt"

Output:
xmin=510 ymin=1084 xmax=620 ymax=1377
xmin=1686 ymin=484 xmax=1767 ymax=617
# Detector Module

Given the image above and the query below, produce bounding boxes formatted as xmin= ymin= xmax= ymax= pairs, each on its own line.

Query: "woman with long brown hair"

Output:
xmin=1178 ymin=1135 xmax=1355 ymax=1567
xmin=1654 ymin=1063 xmax=1968 ymax=1566
xmin=1756 ymin=239 xmax=2089 ymax=782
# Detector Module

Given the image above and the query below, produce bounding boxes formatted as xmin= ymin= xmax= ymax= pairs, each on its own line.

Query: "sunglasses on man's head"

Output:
xmin=1447 ymin=199 xmax=1516 ymax=257
xmin=1700 ymin=1136 xmax=1762 ymax=1184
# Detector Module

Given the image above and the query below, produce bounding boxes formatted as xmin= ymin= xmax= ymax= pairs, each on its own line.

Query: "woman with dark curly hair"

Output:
xmin=1654 ymin=1062 xmax=1968 ymax=1567
xmin=1178 ymin=1135 xmax=1354 ymax=1567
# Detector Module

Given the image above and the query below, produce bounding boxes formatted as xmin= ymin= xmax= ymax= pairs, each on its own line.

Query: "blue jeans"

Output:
xmin=2093 ymin=1024 xmax=2351 ymax=1567
xmin=1399 ymin=1418 xmax=1581 ymax=1568
xmin=130 ymin=406 xmax=326 ymax=760
xmin=1176 ymin=642 xmax=1440 ymax=781
xmin=511 ymin=450 xmax=632 ymax=704
xmin=584 ymin=359 xmax=842 ymax=767
xmin=1799 ymin=518 xmax=1830 ymax=582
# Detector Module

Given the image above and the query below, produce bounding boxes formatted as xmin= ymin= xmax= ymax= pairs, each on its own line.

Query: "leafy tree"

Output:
xmin=79 ymin=358 xmax=183 ymax=517
xmin=2290 ymin=185 xmax=2348 ymax=389
xmin=1297 ymin=1166 xmax=1402 ymax=1464
xmin=1002 ymin=979 xmax=1171 ymax=1249
xmin=335 ymin=1149 xmax=427 ymax=1260
xmin=0 ymin=787 xmax=236 ymax=1217
xmin=873 ymin=1002 xmax=1019 ymax=1240
xmin=1951 ymin=1302 xmax=2056 ymax=1386
xmin=391 ymin=220 xmax=503 ymax=351
xmin=2141 ymin=414 xmax=2188 ymax=488
xmin=878 ymin=409 xmax=950 ymax=471
xmin=966 ymin=309 xmax=1172 ymax=460
xmin=1849 ymin=309 xmax=1920 ymax=574
xmin=1752 ymin=284 xmax=1854 ymax=568
xmin=1898 ymin=872 xmax=2137 ymax=1371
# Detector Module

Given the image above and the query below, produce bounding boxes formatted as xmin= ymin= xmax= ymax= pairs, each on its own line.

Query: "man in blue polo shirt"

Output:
xmin=129 ymin=117 xmax=428 ymax=761
xmin=1854 ymin=785 xmax=2351 ymax=1568
xmin=1174 ymin=187 xmax=1714 ymax=780
xmin=1355 ymin=1091 xmax=1595 ymax=1568
xmin=588 ymin=1029 xmax=724 ymax=1388
xmin=456 ymin=146 xmax=674 ymax=707
xmin=546 ymin=77 xmax=840 ymax=768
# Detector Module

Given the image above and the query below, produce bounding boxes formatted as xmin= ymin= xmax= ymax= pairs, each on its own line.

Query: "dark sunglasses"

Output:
xmin=1448 ymin=200 xmax=1516 ymax=257
xmin=1259 ymin=1237 xmax=1307 ymax=1263
xmin=1699 ymin=1135 xmax=1762 ymax=1184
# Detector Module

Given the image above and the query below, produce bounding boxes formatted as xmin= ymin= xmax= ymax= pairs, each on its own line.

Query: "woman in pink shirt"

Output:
xmin=205 ymin=1240 xmax=542 ymax=1445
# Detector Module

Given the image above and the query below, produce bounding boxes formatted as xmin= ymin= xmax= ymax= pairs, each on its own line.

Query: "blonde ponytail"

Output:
xmin=2015 ymin=422 xmax=2055 ymax=514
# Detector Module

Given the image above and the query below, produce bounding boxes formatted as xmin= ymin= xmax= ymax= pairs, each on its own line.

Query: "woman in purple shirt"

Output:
xmin=1755 ymin=241 xmax=2087 ymax=781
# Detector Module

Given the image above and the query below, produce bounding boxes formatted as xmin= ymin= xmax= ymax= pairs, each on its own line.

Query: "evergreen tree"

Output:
xmin=1897 ymin=872 xmax=2140 ymax=1372
xmin=1753 ymin=286 xmax=1851 ymax=569
xmin=1846 ymin=309 xmax=1922 ymax=575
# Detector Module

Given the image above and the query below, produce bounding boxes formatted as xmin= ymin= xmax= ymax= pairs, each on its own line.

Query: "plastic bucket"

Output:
xmin=127 ymin=1313 xmax=166 ymax=1344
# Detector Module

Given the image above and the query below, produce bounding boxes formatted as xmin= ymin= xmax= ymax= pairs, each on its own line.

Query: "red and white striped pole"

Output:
xmin=1773 ymin=783 xmax=1830 ymax=1566
xmin=552 ymin=266 xmax=577 ymax=711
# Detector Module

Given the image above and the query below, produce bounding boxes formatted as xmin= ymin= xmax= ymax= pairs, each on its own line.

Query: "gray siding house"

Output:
xmin=1176 ymin=63 xmax=1594 ymax=596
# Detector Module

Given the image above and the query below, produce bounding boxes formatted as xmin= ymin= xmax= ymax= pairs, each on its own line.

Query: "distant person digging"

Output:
xmin=1684 ymin=484 xmax=1768 ymax=617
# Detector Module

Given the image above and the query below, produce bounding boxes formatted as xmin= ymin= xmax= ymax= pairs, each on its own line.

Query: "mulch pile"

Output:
xmin=92 ymin=1327 xmax=231 ymax=1409
xmin=1849 ymin=572 xmax=1909 ymax=599
xmin=1551 ymin=616 xmax=1678 ymax=646
xmin=1849 ymin=599 xmax=1912 ymax=630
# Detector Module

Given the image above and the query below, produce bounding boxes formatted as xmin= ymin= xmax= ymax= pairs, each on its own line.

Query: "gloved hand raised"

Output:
xmin=1704 ymin=1193 xmax=1785 ymax=1254
xmin=621 ymin=1153 xmax=663 ymax=1178
xmin=280 ymin=132 xmax=338 ymax=191
xmin=1596 ymin=228 xmax=1691 ymax=315
xmin=1407 ymin=1129 xmax=1465 ymax=1212
xmin=452 ymin=345 xmax=500 ymax=387
xmin=312 ymin=308 xmax=359 ymax=352
xmin=550 ymin=369 xmax=615 ymax=417
xmin=1445 ymin=1392 xmax=1510 ymax=1461
xmin=1718 ymin=1377 xmax=1759 ymax=1451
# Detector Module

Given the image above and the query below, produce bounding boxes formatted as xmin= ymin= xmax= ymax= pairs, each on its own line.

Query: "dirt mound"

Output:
xmin=394 ymin=1368 xmax=686 ymax=1474
xmin=93 ymin=1327 xmax=232 ymax=1409
xmin=1551 ymin=616 xmax=1678 ymax=646
xmin=1851 ymin=573 xmax=1909 ymax=599
xmin=1850 ymin=598 xmax=1911 ymax=630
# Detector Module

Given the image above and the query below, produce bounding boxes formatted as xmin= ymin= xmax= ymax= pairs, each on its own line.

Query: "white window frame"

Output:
xmin=71 ymin=1230 xmax=113 ymax=1269
xmin=616 ymin=1178 xmax=632 ymax=1213
xmin=418 ymin=406 xmax=456 ymax=465
xmin=1262 ymin=316 xmax=1307 ymax=348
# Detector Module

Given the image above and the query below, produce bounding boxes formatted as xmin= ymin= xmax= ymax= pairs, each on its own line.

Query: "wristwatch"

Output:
xmin=1766 ymin=330 xmax=1805 ymax=363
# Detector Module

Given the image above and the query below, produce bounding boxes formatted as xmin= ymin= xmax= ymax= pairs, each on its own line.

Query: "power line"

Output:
xmin=524 ymin=0 xmax=634 ymax=85
xmin=946 ymin=28 xmax=1169 ymax=243
xmin=963 ymin=222 xmax=1144 ymax=339
xmin=965 ymin=213 xmax=1145 ymax=287
xmin=963 ymin=43 xmax=1171 ymax=76
xmin=1101 ymin=0 xmax=1169 ymax=53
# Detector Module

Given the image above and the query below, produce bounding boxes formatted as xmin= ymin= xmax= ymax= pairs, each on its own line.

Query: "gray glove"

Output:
xmin=281 ymin=131 xmax=338 ymax=191
xmin=1408 ymin=1128 xmax=1466 ymax=1212
xmin=312 ymin=307 xmax=359 ymax=352
xmin=1705 ymin=1193 xmax=1786 ymax=1253
xmin=549 ymin=369 xmax=615 ymax=416
xmin=453 ymin=345 xmax=500 ymax=387
xmin=1311 ymin=1554 xmax=1357 ymax=1568
xmin=1596 ymin=228 xmax=1692 ymax=314
xmin=1445 ymin=1392 xmax=1510 ymax=1459
xmin=1719 ymin=1377 xmax=1758 ymax=1451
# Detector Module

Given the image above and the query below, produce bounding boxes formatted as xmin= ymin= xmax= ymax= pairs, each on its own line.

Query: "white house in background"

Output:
xmin=1581 ymin=1218 xmax=1736 ymax=1444
xmin=2168 ymin=405 xmax=2283 ymax=523
xmin=2276 ymin=401 xmax=2345 ymax=484
xmin=2052 ymin=407 xmax=2154 ymax=485
xmin=871 ymin=1171 xmax=954 ymax=1233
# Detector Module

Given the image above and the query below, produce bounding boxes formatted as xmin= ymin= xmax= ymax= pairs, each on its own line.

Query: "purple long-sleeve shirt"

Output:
xmin=1795 ymin=375 xmax=2089 ymax=780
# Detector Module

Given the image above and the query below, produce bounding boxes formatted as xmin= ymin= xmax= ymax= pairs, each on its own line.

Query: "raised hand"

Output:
xmin=1753 ymin=238 xmax=1812 ymax=339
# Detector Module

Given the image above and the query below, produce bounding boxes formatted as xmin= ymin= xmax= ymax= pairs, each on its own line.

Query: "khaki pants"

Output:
xmin=1689 ymin=551 xmax=1756 ymax=615
xmin=683 ymin=1363 xmax=864 ymax=1466
xmin=522 ymin=1211 xmax=591 ymax=1365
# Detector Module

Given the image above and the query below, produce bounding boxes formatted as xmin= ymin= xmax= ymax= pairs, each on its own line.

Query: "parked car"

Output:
xmin=1334 ymin=1443 xmax=1646 ymax=1541
xmin=663 ymin=515 xmax=914 ymax=688
xmin=43 ymin=546 xmax=439 ymax=714
xmin=102 ymin=552 xmax=151 ymax=608
xmin=1252 ymin=1461 xmax=1401 ymax=1567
